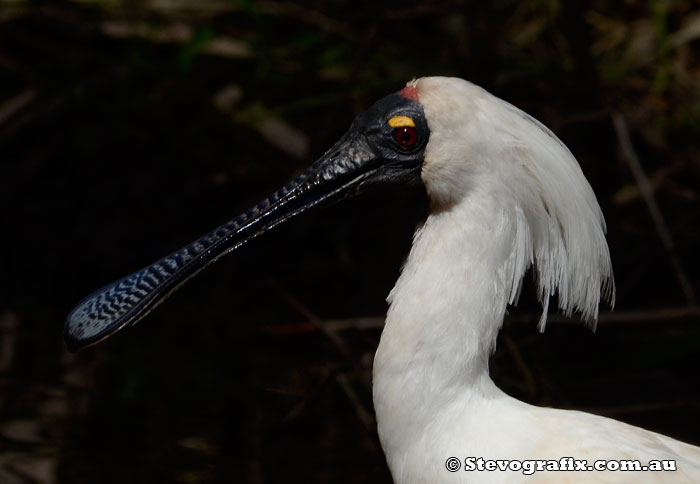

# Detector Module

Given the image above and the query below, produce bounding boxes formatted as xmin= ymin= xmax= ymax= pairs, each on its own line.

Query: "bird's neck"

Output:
xmin=373 ymin=188 xmax=516 ymax=464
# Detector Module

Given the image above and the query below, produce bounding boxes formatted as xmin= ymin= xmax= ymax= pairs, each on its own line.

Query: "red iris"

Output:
xmin=393 ymin=127 xmax=418 ymax=148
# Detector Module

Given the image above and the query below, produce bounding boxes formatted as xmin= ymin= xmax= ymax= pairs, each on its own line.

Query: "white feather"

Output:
xmin=373 ymin=77 xmax=699 ymax=483
xmin=416 ymin=77 xmax=614 ymax=328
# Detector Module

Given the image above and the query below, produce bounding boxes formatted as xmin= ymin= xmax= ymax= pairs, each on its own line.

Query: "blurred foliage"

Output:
xmin=0 ymin=0 xmax=699 ymax=482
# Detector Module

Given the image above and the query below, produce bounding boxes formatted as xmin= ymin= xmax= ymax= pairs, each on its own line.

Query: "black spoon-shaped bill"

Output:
xmin=64 ymin=92 xmax=428 ymax=351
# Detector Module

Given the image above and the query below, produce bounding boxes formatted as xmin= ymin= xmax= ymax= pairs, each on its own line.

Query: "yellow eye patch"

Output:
xmin=388 ymin=115 xmax=415 ymax=128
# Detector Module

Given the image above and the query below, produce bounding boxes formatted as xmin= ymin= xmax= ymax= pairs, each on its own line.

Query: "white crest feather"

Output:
xmin=414 ymin=77 xmax=614 ymax=329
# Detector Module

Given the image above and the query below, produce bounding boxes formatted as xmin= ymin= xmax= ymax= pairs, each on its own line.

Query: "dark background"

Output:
xmin=1 ymin=1 xmax=699 ymax=482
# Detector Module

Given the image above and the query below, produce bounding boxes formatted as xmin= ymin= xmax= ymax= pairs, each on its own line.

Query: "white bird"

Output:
xmin=66 ymin=77 xmax=699 ymax=482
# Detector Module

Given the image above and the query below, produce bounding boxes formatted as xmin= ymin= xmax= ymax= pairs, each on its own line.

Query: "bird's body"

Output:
xmin=66 ymin=77 xmax=699 ymax=482
xmin=374 ymin=78 xmax=700 ymax=482
xmin=375 ymin=78 xmax=700 ymax=482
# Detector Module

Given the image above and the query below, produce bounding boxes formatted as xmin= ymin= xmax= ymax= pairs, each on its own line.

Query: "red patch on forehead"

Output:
xmin=398 ymin=86 xmax=419 ymax=102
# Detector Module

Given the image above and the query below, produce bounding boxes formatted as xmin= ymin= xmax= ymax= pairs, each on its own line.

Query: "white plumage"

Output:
xmin=372 ymin=77 xmax=700 ymax=482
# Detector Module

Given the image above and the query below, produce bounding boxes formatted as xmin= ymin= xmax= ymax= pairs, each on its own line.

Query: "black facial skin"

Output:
xmin=65 ymin=92 xmax=430 ymax=351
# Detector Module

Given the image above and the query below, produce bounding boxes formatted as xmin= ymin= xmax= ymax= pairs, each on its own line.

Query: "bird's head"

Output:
xmin=65 ymin=77 xmax=613 ymax=351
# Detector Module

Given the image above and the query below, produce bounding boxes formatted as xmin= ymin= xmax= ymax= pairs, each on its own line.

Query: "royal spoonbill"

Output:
xmin=66 ymin=77 xmax=699 ymax=482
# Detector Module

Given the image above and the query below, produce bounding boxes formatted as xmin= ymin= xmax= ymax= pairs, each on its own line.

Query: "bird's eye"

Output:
xmin=393 ymin=127 xmax=418 ymax=149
